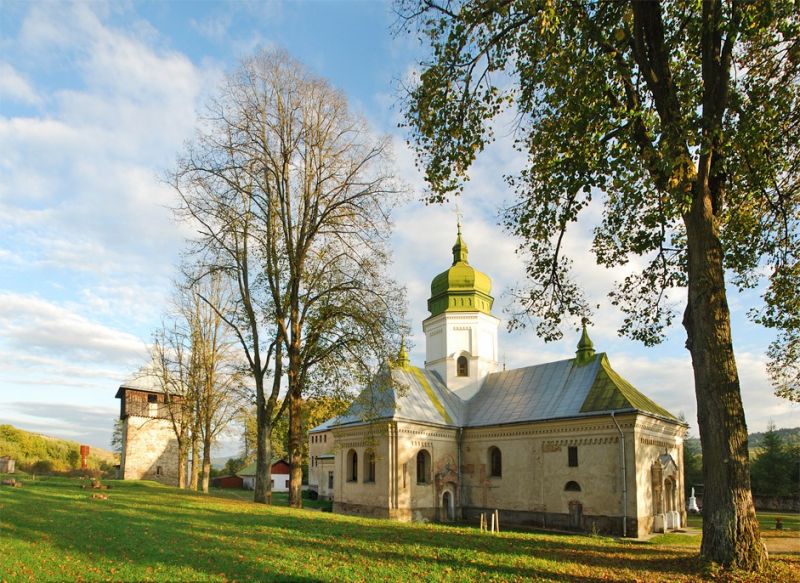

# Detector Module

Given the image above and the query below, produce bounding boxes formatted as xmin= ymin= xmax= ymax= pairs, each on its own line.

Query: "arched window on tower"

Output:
xmin=489 ymin=446 xmax=502 ymax=477
xmin=565 ymin=481 xmax=581 ymax=492
xmin=457 ymin=355 xmax=469 ymax=377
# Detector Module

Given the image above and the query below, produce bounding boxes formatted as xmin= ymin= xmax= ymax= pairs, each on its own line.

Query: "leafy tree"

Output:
xmin=243 ymin=396 xmax=350 ymax=464
xmin=399 ymin=0 xmax=799 ymax=570
xmin=222 ymin=456 xmax=248 ymax=477
xmin=750 ymin=422 xmax=795 ymax=497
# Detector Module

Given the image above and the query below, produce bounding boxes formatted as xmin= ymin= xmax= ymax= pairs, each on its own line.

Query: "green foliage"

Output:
xmin=1 ymin=477 xmax=797 ymax=582
xmin=400 ymin=0 xmax=799 ymax=391
xmin=241 ymin=396 xmax=350 ymax=463
xmin=750 ymin=424 xmax=800 ymax=498
xmin=749 ymin=426 xmax=800 ymax=449
xmin=0 ymin=424 xmax=115 ymax=473
xmin=222 ymin=456 xmax=247 ymax=477
xmin=683 ymin=437 xmax=703 ymax=497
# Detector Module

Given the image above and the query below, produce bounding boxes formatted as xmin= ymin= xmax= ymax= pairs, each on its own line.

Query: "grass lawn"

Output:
xmin=209 ymin=487 xmax=333 ymax=511
xmin=0 ymin=475 xmax=797 ymax=582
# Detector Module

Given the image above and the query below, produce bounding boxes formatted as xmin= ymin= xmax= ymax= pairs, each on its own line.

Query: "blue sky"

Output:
xmin=0 ymin=0 xmax=795 ymax=454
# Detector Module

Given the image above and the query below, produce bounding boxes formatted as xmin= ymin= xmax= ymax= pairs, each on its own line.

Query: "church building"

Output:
xmin=309 ymin=226 xmax=687 ymax=537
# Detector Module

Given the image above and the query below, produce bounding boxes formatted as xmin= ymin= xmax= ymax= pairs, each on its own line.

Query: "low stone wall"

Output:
xmin=333 ymin=502 xmax=441 ymax=522
xmin=753 ymin=495 xmax=800 ymax=513
xmin=462 ymin=507 xmax=640 ymax=537
xmin=695 ymin=495 xmax=799 ymax=513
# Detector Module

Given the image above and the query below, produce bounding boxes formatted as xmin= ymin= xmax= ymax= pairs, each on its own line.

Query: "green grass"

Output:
xmin=208 ymin=488 xmax=333 ymax=510
xmin=0 ymin=476 xmax=797 ymax=582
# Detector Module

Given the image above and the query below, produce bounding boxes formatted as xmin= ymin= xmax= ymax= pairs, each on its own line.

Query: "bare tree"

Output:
xmin=189 ymin=275 xmax=247 ymax=493
xmin=149 ymin=320 xmax=195 ymax=489
xmin=172 ymin=49 xmax=407 ymax=507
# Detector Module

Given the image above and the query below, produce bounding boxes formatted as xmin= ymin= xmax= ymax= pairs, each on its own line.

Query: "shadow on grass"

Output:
xmin=0 ymin=478 xmax=711 ymax=582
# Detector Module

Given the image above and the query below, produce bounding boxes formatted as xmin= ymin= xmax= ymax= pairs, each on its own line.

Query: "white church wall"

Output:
xmin=332 ymin=424 xmax=392 ymax=517
xmin=460 ymin=415 xmax=637 ymax=534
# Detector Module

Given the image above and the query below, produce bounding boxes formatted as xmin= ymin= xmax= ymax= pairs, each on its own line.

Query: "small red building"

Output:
xmin=211 ymin=475 xmax=244 ymax=489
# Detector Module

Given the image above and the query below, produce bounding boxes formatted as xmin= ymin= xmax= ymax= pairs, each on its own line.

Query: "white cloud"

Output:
xmin=0 ymin=62 xmax=41 ymax=105
xmin=0 ymin=292 xmax=147 ymax=365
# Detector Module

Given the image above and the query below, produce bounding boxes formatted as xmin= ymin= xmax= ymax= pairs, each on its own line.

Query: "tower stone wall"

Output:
xmin=121 ymin=415 xmax=180 ymax=486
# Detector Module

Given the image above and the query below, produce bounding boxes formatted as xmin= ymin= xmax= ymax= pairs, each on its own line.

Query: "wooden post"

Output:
xmin=490 ymin=512 xmax=495 ymax=532
xmin=495 ymin=509 xmax=500 ymax=533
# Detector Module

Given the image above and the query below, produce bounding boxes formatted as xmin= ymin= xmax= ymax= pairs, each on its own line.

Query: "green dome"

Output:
xmin=428 ymin=225 xmax=494 ymax=317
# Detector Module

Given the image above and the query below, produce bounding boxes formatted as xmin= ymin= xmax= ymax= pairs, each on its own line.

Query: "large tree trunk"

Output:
xmin=288 ymin=387 xmax=304 ymax=508
xmin=201 ymin=435 xmax=212 ymax=494
xmin=254 ymin=376 xmax=273 ymax=504
xmin=683 ymin=186 xmax=766 ymax=570
xmin=190 ymin=425 xmax=200 ymax=491
xmin=177 ymin=438 xmax=188 ymax=489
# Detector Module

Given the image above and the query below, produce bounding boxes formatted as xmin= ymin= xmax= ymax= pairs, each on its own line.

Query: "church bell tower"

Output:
xmin=423 ymin=223 xmax=500 ymax=400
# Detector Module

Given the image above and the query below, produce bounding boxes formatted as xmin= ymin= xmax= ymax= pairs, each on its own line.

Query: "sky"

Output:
xmin=0 ymin=0 xmax=796 ymax=456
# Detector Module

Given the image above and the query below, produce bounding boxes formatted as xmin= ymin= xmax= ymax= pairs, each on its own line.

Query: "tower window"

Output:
xmin=457 ymin=356 xmax=469 ymax=377
xmin=156 ymin=466 xmax=162 ymax=475
xmin=416 ymin=450 xmax=431 ymax=484
xmin=489 ymin=446 xmax=502 ymax=477
xmin=568 ymin=446 xmax=578 ymax=467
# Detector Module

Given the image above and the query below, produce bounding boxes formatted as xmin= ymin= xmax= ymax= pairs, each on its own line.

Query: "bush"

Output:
xmin=31 ymin=459 xmax=55 ymax=474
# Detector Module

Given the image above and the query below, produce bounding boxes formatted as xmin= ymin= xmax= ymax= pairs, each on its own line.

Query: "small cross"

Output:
xmin=453 ymin=199 xmax=463 ymax=228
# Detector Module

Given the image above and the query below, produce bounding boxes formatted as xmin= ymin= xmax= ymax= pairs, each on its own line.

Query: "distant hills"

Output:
xmin=748 ymin=427 xmax=800 ymax=450
xmin=685 ymin=426 xmax=800 ymax=455
xmin=0 ymin=424 xmax=116 ymax=472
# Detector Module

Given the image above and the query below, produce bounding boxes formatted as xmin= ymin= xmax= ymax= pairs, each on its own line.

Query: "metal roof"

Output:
xmin=466 ymin=356 xmax=600 ymax=426
xmin=316 ymin=353 xmax=678 ymax=431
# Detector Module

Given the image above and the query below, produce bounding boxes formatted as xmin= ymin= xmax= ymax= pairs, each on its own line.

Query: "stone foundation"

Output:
xmin=463 ymin=507 xmax=639 ymax=537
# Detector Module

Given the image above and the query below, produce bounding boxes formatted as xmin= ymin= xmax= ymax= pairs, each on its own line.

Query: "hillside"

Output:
xmin=684 ymin=426 xmax=800 ymax=454
xmin=749 ymin=427 xmax=800 ymax=450
xmin=0 ymin=424 xmax=116 ymax=472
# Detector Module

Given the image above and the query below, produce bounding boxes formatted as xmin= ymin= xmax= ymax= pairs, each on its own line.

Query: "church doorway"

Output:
xmin=442 ymin=491 xmax=454 ymax=521
xmin=568 ymin=501 xmax=583 ymax=530
xmin=664 ymin=477 xmax=675 ymax=513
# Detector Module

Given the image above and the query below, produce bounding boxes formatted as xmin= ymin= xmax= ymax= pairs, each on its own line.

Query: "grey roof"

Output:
xmin=317 ymin=354 xmax=677 ymax=431
xmin=466 ymin=357 xmax=602 ymax=426
xmin=114 ymin=366 xmax=165 ymax=398
xmin=327 ymin=366 xmax=467 ymax=429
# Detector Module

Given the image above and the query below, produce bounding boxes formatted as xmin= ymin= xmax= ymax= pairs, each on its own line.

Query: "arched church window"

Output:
xmin=416 ymin=450 xmax=431 ymax=484
xmin=364 ymin=450 xmax=376 ymax=483
xmin=489 ymin=446 xmax=502 ymax=477
xmin=347 ymin=449 xmax=358 ymax=482
xmin=565 ymin=481 xmax=581 ymax=492
xmin=457 ymin=356 xmax=469 ymax=377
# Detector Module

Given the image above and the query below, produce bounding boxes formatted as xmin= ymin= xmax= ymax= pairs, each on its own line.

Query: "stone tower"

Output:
xmin=115 ymin=374 xmax=181 ymax=486
xmin=423 ymin=223 xmax=500 ymax=399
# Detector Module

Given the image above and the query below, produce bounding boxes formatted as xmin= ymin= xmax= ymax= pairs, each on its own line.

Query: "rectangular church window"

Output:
xmin=568 ymin=446 xmax=578 ymax=467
